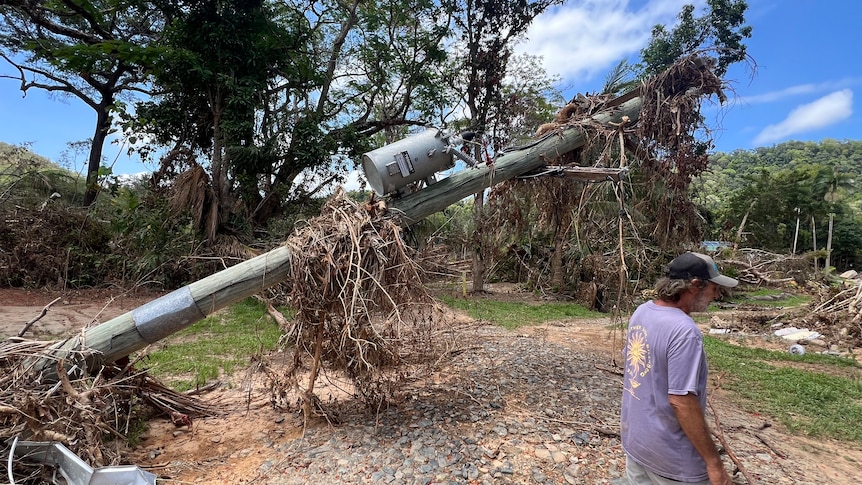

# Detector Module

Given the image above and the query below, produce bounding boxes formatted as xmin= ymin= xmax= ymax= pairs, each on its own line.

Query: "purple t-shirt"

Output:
xmin=621 ymin=300 xmax=709 ymax=482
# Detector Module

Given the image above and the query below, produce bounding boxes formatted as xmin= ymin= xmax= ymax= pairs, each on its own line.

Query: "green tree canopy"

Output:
xmin=639 ymin=0 xmax=752 ymax=77
xmin=0 ymin=0 xmax=163 ymax=206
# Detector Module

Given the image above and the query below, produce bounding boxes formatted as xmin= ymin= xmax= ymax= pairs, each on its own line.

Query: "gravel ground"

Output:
xmin=246 ymin=325 xmax=627 ymax=484
xmin=144 ymin=320 xmax=861 ymax=485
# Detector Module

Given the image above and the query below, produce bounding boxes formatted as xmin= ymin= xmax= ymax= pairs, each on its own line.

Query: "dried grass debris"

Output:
xmin=0 ymin=338 xmax=225 ymax=480
xmin=486 ymin=55 xmax=730 ymax=304
xmin=264 ymin=189 xmax=452 ymax=421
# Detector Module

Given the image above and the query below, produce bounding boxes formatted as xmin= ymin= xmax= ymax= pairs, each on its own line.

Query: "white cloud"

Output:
xmin=518 ymin=0 xmax=702 ymax=84
xmin=753 ymin=89 xmax=853 ymax=145
xmin=737 ymin=78 xmax=862 ymax=104
xmin=341 ymin=169 xmax=367 ymax=193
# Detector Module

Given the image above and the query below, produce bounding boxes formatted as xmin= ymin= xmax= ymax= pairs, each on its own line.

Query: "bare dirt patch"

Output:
xmin=0 ymin=287 xmax=165 ymax=339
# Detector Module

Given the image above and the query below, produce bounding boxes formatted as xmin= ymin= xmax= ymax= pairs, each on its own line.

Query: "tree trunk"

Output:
xmin=208 ymin=92 xmax=230 ymax=241
xmin=812 ymin=216 xmax=818 ymax=272
xmin=81 ymin=101 xmax=112 ymax=207
xmin=826 ymin=212 xmax=834 ymax=274
xmin=471 ymin=191 xmax=485 ymax=293
xmin=550 ymin=225 xmax=565 ymax=290
xmin=792 ymin=208 xmax=800 ymax=255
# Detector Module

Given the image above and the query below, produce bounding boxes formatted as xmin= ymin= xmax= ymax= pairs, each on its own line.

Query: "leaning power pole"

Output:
xmin=39 ymin=54 xmax=730 ymax=382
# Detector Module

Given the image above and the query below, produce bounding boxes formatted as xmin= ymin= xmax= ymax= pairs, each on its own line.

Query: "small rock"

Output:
xmin=534 ymin=448 xmax=552 ymax=462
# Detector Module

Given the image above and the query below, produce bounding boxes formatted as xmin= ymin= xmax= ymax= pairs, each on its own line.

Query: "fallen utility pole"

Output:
xmin=44 ymin=247 xmax=294 ymax=369
xmin=42 ymin=93 xmax=646 ymax=375
xmin=389 ymin=95 xmax=642 ymax=224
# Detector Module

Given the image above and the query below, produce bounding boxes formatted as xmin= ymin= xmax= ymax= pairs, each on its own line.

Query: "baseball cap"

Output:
xmin=666 ymin=252 xmax=738 ymax=288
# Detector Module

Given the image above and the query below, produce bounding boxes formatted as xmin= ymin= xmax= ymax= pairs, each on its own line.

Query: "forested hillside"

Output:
xmin=694 ymin=139 xmax=861 ymax=270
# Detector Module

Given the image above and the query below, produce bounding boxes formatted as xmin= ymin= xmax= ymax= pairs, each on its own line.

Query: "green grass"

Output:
xmin=728 ymin=288 xmax=812 ymax=308
xmin=705 ymin=336 xmax=862 ymax=442
xmin=439 ymin=295 xmax=603 ymax=329
xmin=141 ymin=298 xmax=286 ymax=392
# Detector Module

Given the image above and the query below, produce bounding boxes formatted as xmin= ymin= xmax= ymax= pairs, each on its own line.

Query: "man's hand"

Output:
xmin=706 ymin=462 xmax=732 ymax=485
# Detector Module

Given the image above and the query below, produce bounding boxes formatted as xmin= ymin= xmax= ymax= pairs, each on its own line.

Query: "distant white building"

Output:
xmin=700 ymin=241 xmax=731 ymax=252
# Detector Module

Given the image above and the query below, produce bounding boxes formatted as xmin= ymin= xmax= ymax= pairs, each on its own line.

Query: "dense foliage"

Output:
xmin=696 ymin=139 xmax=862 ymax=270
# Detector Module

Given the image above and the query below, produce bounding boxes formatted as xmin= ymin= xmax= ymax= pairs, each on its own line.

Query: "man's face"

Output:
xmin=691 ymin=281 xmax=719 ymax=313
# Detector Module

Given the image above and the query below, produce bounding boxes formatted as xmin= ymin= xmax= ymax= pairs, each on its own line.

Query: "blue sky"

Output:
xmin=0 ymin=0 xmax=858 ymax=177
xmin=521 ymin=0 xmax=859 ymax=152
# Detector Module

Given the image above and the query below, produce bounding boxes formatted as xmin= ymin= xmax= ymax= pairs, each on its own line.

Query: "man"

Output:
xmin=621 ymin=252 xmax=738 ymax=485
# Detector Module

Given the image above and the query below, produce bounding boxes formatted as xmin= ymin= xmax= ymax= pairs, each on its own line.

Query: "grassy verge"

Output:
xmin=439 ymin=295 xmax=604 ymax=329
xmin=727 ymin=287 xmax=812 ymax=308
xmin=705 ymin=336 xmax=862 ymax=442
xmin=141 ymin=298 xmax=286 ymax=392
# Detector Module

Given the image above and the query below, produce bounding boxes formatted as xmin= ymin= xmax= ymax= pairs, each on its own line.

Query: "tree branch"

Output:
xmin=18 ymin=297 xmax=63 ymax=338
xmin=708 ymin=397 xmax=757 ymax=484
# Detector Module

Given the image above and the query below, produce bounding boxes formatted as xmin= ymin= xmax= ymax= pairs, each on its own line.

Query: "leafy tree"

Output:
xmin=130 ymin=0 xmax=452 ymax=239
xmin=494 ymin=53 xmax=565 ymax=146
xmin=0 ymin=0 xmax=163 ymax=207
xmin=445 ymin=0 xmax=563 ymax=292
xmin=130 ymin=0 xmax=300 ymax=239
xmin=708 ymin=159 xmax=862 ymax=270
xmin=639 ymin=0 xmax=752 ymax=77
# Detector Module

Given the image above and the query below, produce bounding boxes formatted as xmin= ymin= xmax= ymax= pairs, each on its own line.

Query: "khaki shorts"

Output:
xmin=624 ymin=455 xmax=710 ymax=485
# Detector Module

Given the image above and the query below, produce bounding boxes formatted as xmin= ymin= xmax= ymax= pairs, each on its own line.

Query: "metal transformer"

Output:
xmin=362 ymin=127 xmax=456 ymax=196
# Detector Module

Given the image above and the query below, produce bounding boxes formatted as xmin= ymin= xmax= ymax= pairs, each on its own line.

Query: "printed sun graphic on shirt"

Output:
xmin=624 ymin=326 xmax=651 ymax=399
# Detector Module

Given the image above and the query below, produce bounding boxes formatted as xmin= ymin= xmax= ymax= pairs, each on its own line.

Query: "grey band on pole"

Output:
xmin=133 ymin=286 xmax=205 ymax=344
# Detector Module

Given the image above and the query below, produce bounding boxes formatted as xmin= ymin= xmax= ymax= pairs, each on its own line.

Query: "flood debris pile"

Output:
xmin=804 ymin=278 xmax=862 ymax=349
xmin=0 ymin=338 xmax=223 ymax=481
xmin=264 ymin=189 xmax=450 ymax=422
xmin=709 ymin=276 xmax=862 ymax=356
xmin=487 ymin=55 xmax=728 ymax=305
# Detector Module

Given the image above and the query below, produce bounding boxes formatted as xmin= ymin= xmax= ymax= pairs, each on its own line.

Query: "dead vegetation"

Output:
xmin=262 ymin=189 xmax=457 ymax=423
xmin=714 ymin=249 xmax=862 ymax=349
xmin=0 ymin=338 xmax=224 ymax=481
xmin=487 ymin=55 xmax=728 ymax=309
xmin=1 ymin=189 xmax=459 ymax=481
xmin=0 ymin=206 xmax=113 ymax=287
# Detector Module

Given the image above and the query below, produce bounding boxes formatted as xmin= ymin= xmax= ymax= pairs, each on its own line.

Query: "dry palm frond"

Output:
xmin=168 ymin=163 xmax=220 ymax=241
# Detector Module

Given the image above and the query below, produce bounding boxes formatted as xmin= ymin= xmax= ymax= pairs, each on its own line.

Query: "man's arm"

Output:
xmin=668 ymin=393 xmax=732 ymax=485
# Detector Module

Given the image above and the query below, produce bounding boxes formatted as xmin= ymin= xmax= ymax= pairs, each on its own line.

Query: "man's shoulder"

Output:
xmin=631 ymin=301 xmax=695 ymax=330
xmin=636 ymin=300 xmax=685 ymax=314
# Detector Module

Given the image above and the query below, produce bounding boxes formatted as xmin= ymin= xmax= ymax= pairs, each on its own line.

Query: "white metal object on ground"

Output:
xmin=9 ymin=440 xmax=157 ymax=485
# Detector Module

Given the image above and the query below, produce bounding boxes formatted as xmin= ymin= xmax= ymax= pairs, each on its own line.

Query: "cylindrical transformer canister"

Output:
xmin=362 ymin=127 xmax=455 ymax=196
